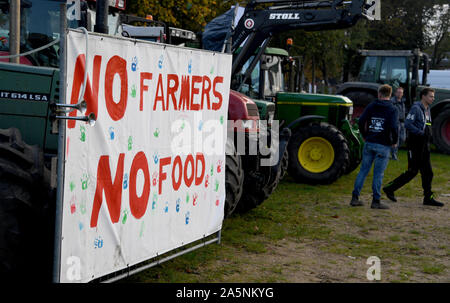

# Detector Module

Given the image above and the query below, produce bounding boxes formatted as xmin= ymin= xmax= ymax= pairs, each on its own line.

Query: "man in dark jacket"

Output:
xmin=390 ymin=87 xmax=406 ymax=160
xmin=383 ymin=88 xmax=444 ymax=207
xmin=350 ymin=84 xmax=398 ymax=209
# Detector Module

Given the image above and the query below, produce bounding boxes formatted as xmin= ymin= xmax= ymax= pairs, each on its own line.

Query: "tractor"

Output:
xmin=337 ymin=49 xmax=450 ymax=154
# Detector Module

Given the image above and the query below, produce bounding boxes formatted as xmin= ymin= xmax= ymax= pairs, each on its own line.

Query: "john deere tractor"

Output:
xmin=337 ymin=49 xmax=450 ymax=154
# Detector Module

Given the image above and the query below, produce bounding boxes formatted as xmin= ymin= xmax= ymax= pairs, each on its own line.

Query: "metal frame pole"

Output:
xmin=9 ymin=0 xmax=20 ymax=63
xmin=53 ymin=3 xmax=68 ymax=283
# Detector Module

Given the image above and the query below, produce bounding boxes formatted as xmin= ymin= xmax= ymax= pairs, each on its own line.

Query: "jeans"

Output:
xmin=352 ymin=142 xmax=391 ymax=200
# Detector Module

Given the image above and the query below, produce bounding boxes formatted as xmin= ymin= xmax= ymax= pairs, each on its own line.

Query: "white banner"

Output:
xmin=61 ymin=30 xmax=231 ymax=282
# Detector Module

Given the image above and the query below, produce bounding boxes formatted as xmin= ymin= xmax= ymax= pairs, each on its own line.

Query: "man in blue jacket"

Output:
xmin=350 ymin=84 xmax=398 ymax=209
xmin=383 ymin=88 xmax=444 ymax=207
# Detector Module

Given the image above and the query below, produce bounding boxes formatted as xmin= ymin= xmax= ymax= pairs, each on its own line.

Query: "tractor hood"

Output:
xmin=276 ymin=92 xmax=353 ymax=106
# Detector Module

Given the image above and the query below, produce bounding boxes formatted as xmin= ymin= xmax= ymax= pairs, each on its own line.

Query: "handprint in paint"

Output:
xmin=152 ymin=172 xmax=158 ymax=187
xmin=176 ymin=198 xmax=181 ymax=213
xmin=131 ymin=56 xmax=138 ymax=72
xmin=214 ymin=179 xmax=219 ymax=192
xmin=109 ymin=127 xmax=115 ymax=140
xmin=122 ymin=209 xmax=128 ymax=224
xmin=205 ymin=174 xmax=209 ymax=188
xmin=80 ymin=125 xmax=86 ymax=142
xmin=192 ymin=193 xmax=198 ymax=206
xmin=217 ymin=160 xmax=223 ymax=173
xmin=152 ymin=193 xmax=158 ymax=210
xmin=94 ymin=236 xmax=103 ymax=249
xmin=131 ymin=85 xmax=137 ymax=98
xmin=128 ymin=136 xmax=133 ymax=151
xmin=164 ymin=201 xmax=169 ymax=213
xmin=153 ymin=128 xmax=160 ymax=138
xmin=153 ymin=152 xmax=159 ymax=164
xmin=185 ymin=211 xmax=190 ymax=225
xmin=158 ymin=55 xmax=164 ymax=69
xmin=81 ymin=173 xmax=90 ymax=190
xmin=123 ymin=173 xmax=128 ymax=189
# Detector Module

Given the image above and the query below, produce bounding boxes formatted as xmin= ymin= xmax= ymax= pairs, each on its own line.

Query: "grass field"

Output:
xmin=124 ymin=150 xmax=450 ymax=283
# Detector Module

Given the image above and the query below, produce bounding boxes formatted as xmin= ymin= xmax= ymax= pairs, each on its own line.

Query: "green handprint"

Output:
xmin=80 ymin=125 xmax=86 ymax=142
xmin=131 ymin=85 xmax=137 ymax=98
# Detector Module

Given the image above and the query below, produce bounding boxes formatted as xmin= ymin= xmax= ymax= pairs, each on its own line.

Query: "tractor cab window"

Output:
xmin=379 ymin=56 xmax=407 ymax=85
xmin=0 ymin=0 xmax=61 ymax=67
xmin=261 ymin=54 xmax=285 ymax=99
xmin=237 ymin=55 xmax=261 ymax=98
xmin=359 ymin=56 xmax=377 ymax=82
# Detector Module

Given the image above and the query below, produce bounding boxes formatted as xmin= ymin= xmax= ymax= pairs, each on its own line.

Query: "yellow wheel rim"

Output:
xmin=298 ymin=137 xmax=335 ymax=173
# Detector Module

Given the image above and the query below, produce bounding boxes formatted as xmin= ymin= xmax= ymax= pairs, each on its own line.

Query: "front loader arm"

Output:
xmin=231 ymin=0 xmax=380 ymax=76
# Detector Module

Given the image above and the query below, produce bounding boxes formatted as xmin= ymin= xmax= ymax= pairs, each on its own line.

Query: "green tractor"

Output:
xmin=236 ymin=46 xmax=363 ymax=184
xmin=337 ymin=49 xmax=450 ymax=154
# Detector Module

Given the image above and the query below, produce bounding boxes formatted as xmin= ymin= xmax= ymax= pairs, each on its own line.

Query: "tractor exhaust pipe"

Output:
xmin=94 ymin=0 xmax=109 ymax=34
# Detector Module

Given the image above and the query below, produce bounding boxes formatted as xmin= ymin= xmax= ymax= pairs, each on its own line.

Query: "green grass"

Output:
xmin=123 ymin=150 xmax=450 ymax=283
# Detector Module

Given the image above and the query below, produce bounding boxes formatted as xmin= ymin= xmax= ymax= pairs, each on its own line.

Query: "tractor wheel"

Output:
xmin=345 ymin=91 xmax=376 ymax=120
xmin=432 ymin=107 xmax=450 ymax=154
xmin=287 ymin=122 xmax=350 ymax=184
xmin=234 ymin=168 xmax=279 ymax=214
xmin=0 ymin=128 xmax=53 ymax=281
xmin=224 ymin=138 xmax=244 ymax=217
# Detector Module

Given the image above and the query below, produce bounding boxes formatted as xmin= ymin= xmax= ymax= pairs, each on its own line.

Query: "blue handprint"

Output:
xmin=123 ymin=173 xmax=128 ymax=189
xmin=152 ymin=193 xmax=158 ymax=210
xmin=188 ymin=59 xmax=192 ymax=74
xmin=153 ymin=152 xmax=159 ymax=164
xmin=109 ymin=127 xmax=115 ymax=140
xmin=158 ymin=55 xmax=163 ymax=69
xmin=164 ymin=201 xmax=169 ymax=213
xmin=185 ymin=211 xmax=190 ymax=225
xmin=176 ymin=198 xmax=181 ymax=212
xmin=131 ymin=56 xmax=138 ymax=71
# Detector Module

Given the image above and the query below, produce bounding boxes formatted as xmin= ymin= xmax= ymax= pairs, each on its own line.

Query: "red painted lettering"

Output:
xmin=68 ymin=54 xmax=102 ymax=128
xmin=159 ymin=156 xmax=171 ymax=194
xmin=129 ymin=151 xmax=150 ymax=219
xmin=166 ymin=74 xmax=179 ymax=111
xmin=172 ymin=155 xmax=183 ymax=191
xmin=140 ymin=72 xmax=152 ymax=111
xmin=153 ymin=74 xmax=166 ymax=111
xmin=195 ymin=153 xmax=205 ymax=186
xmin=190 ymin=75 xmax=202 ymax=111
xmin=184 ymin=154 xmax=195 ymax=187
xmin=201 ymin=76 xmax=211 ymax=110
xmin=179 ymin=75 xmax=190 ymax=110
xmin=90 ymin=154 xmax=125 ymax=228
xmin=104 ymin=55 xmax=128 ymax=121
xmin=212 ymin=76 xmax=224 ymax=111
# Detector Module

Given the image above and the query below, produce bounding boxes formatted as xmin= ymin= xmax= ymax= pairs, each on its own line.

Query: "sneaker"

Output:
xmin=423 ymin=195 xmax=444 ymax=207
xmin=383 ymin=187 xmax=397 ymax=202
xmin=371 ymin=200 xmax=390 ymax=209
xmin=350 ymin=194 xmax=363 ymax=206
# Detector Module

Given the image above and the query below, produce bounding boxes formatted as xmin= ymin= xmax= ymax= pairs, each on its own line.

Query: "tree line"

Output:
xmin=126 ymin=1 xmax=450 ymax=85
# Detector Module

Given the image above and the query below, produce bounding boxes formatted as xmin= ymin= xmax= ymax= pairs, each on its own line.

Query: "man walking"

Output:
xmin=383 ymin=88 xmax=444 ymax=207
xmin=390 ymin=87 xmax=406 ymax=160
xmin=350 ymin=84 xmax=398 ymax=209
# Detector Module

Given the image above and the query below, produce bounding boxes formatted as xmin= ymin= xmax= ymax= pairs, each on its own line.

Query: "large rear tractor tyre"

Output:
xmin=432 ymin=107 xmax=450 ymax=154
xmin=0 ymin=128 xmax=53 ymax=281
xmin=224 ymin=138 xmax=244 ymax=218
xmin=287 ymin=123 xmax=350 ymax=184
xmin=345 ymin=91 xmax=376 ymax=120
